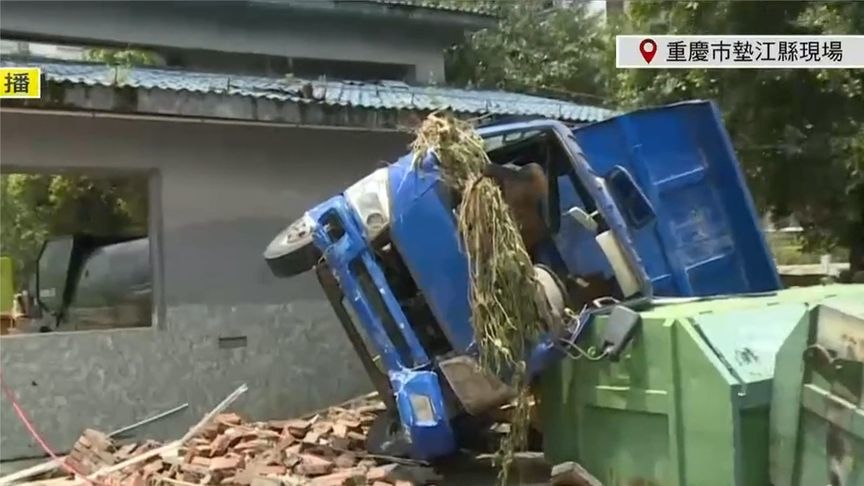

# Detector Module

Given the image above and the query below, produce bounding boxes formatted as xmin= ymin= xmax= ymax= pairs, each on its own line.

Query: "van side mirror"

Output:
xmin=606 ymin=167 xmax=655 ymax=230
xmin=13 ymin=290 xmax=41 ymax=320
xmin=35 ymin=237 xmax=76 ymax=317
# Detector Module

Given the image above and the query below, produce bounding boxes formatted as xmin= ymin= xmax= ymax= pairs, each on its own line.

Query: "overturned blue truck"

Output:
xmin=263 ymin=100 xmax=786 ymax=461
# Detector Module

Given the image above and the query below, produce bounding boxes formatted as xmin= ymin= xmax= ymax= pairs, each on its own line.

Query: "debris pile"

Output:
xmin=19 ymin=397 xmax=440 ymax=486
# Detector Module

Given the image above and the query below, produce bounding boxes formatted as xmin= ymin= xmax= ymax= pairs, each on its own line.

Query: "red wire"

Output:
xmin=0 ymin=369 xmax=103 ymax=485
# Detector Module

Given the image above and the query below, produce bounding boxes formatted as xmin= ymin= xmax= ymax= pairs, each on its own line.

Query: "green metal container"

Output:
xmin=772 ymin=294 xmax=864 ymax=486
xmin=539 ymin=284 xmax=864 ymax=486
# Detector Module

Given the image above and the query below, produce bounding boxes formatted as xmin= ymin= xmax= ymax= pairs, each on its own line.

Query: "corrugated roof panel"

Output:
xmin=3 ymin=60 xmax=615 ymax=123
xmin=366 ymin=0 xmax=496 ymax=16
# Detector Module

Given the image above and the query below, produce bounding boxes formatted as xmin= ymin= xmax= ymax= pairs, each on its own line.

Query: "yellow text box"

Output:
xmin=0 ymin=68 xmax=41 ymax=99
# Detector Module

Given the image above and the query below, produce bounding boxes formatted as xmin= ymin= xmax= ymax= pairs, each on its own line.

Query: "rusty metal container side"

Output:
xmin=771 ymin=295 xmax=864 ymax=486
xmin=539 ymin=284 xmax=864 ymax=486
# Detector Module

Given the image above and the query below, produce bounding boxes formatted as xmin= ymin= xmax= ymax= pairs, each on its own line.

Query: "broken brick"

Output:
xmin=250 ymin=478 xmax=283 ymax=486
xmin=115 ymin=443 xmax=138 ymax=459
xmin=179 ymin=461 xmax=210 ymax=477
xmin=143 ymin=458 xmax=165 ymax=472
xmin=44 ymin=394 xmax=398 ymax=486
xmin=345 ymin=431 xmax=366 ymax=443
xmin=296 ymin=454 xmax=335 ymax=476
xmin=333 ymin=452 xmax=357 ymax=469
xmin=328 ymin=436 xmax=352 ymax=450
xmin=367 ymin=465 xmax=396 ymax=482
xmin=217 ymin=412 xmax=244 ymax=425
xmin=303 ymin=430 xmax=323 ymax=445
xmin=366 ymin=464 xmax=441 ymax=484
xmin=283 ymin=418 xmax=312 ymax=436
xmin=309 ymin=468 xmax=366 ymax=486
xmin=210 ymin=454 xmax=245 ymax=472
xmin=338 ymin=418 xmax=361 ymax=430
xmin=125 ymin=472 xmax=147 ymax=486
xmin=550 ymin=461 xmax=604 ymax=486
xmin=234 ymin=438 xmax=273 ymax=453
xmin=284 ymin=452 xmax=302 ymax=469
xmin=312 ymin=421 xmax=334 ymax=435
xmin=332 ymin=422 xmax=348 ymax=438
xmin=251 ymin=464 xmax=288 ymax=476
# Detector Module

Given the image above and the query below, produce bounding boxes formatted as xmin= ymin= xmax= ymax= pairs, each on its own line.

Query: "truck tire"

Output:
xmin=264 ymin=216 xmax=321 ymax=277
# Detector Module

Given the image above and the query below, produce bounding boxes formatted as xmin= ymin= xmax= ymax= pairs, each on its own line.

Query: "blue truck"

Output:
xmin=263 ymin=100 xmax=781 ymax=461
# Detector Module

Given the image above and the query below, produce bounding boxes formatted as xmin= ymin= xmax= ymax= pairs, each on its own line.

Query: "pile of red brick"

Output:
xmin=48 ymin=400 xmax=439 ymax=486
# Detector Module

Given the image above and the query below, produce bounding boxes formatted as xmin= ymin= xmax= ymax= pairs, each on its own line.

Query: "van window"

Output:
xmin=0 ymin=172 xmax=151 ymax=334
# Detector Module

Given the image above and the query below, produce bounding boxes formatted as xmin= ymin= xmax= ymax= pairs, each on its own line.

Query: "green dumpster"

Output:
xmin=539 ymin=284 xmax=864 ymax=486
xmin=772 ymin=294 xmax=864 ymax=486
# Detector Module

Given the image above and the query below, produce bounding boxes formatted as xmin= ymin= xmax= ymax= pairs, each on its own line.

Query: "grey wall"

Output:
xmin=0 ymin=1 xmax=452 ymax=83
xmin=0 ymin=112 xmax=411 ymax=460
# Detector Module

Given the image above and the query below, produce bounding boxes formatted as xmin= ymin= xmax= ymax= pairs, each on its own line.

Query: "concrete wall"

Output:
xmin=0 ymin=111 xmax=411 ymax=460
xmin=0 ymin=1 xmax=451 ymax=83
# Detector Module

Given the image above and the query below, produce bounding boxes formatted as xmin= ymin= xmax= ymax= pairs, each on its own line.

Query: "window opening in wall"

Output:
xmin=0 ymin=171 xmax=152 ymax=334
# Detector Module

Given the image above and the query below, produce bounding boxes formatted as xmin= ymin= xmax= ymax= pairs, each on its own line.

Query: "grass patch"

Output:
xmin=766 ymin=231 xmax=849 ymax=266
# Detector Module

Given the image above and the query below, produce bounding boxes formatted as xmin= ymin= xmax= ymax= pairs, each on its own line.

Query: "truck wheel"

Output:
xmin=264 ymin=216 xmax=321 ymax=277
xmin=366 ymin=412 xmax=413 ymax=458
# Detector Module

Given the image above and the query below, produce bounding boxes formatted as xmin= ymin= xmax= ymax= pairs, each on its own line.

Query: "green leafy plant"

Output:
xmin=85 ymin=48 xmax=160 ymax=68
xmin=411 ymin=113 xmax=548 ymax=485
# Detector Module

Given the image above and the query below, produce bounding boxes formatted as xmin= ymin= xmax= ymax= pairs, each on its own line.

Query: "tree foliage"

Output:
xmin=84 ymin=48 xmax=161 ymax=68
xmin=446 ymin=2 xmax=611 ymax=105
xmin=445 ymin=0 xmax=864 ymax=272
xmin=0 ymin=174 xmax=148 ymax=285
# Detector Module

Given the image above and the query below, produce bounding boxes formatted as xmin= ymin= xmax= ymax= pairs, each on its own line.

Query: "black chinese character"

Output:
xmin=822 ymin=40 xmax=842 ymax=62
xmin=756 ymin=41 xmax=777 ymax=61
xmin=3 ymin=72 xmax=29 ymax=94
xmin=733 ymin=41 xmax=754 ymax=61
xmin=711 ymin=41 xmax=731 ymax=62
xmin=667 ymin=41 xmax=687 ymax=62
xmin=689 ymin=41 xmax=709 ymax=62
xmin=802 ymin=41 xmax=821 ymax=62
xmin=779 ymin=41 xmax=799 ymax=62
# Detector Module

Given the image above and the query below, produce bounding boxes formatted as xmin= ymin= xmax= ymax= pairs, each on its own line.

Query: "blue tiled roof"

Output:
xmin=6 ymin=60 xmax=613 ymax=123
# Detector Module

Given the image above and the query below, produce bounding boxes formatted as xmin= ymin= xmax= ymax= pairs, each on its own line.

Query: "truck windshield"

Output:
xmin=481 ymin=128 xmax=625 ymax=306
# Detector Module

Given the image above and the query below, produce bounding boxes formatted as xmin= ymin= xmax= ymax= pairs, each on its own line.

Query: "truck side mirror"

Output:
xmin=606 ymin=167 xmax=655 ymax=230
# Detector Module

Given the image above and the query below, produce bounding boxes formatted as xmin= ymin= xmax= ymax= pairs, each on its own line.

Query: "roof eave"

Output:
xmin=253 ymin=0 xmax=496 ymax=31
xmin=1 ymin=81 xmax=467 ymax=132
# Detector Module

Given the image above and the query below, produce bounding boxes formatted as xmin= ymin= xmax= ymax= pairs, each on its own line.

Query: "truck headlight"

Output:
xmin=344 ymin=168 xmax=391 ymax=240
xmin=409 ymin=393 xmax=436 ymax=424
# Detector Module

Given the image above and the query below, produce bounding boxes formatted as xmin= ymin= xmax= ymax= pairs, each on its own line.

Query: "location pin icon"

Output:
xmin=640 ymin=38 xmax=657 ymax=64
